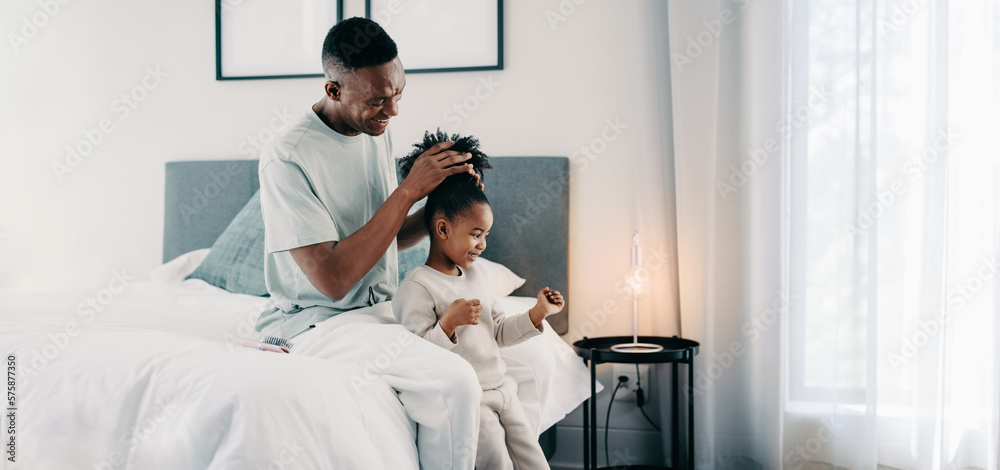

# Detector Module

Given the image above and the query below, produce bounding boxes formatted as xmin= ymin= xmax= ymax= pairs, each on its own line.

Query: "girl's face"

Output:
xmin=432 ymin=202 xmax=493 ymax=271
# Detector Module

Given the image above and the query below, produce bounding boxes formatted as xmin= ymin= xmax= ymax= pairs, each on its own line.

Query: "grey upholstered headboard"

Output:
xmin=163 ymin=157 xmax=570 ymax=334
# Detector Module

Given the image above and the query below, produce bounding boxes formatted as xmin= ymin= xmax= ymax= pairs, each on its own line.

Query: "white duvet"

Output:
xmin=0 ymin=280 xmax=594 ymax=470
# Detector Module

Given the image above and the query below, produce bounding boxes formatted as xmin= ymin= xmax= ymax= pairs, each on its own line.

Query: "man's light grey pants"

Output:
xmin=290 ymin=307 xmax=482 ymax=470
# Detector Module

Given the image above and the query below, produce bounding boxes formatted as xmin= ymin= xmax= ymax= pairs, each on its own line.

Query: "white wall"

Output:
xmin=1 ymin=0 xmax=677 ymax=340
xmin=2 ymin=0 xmax=679 ymax=466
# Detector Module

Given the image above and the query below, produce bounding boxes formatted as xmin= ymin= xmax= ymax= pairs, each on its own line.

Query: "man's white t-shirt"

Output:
xmin=255 ymin=107 xmax=399 ymax=339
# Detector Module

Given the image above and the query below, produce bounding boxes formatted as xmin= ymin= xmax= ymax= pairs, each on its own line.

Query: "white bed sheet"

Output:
xmin=1 ymin=281 xmax=417 ymax=469
xmin=0 ymin=281 xmax=595 ymax=469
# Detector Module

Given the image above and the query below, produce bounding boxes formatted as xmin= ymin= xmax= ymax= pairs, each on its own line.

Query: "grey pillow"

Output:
xmin=398 ymin=199 xmax=429 ymax=283
xmin=187 ymin=191 xmax=269 ymax=296
xmin=398 ymin=237 xmax=430 ymax=283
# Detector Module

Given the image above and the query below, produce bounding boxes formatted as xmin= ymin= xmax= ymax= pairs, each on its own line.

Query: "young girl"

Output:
xmin=393 ymin=130 xmax=565 ymax=470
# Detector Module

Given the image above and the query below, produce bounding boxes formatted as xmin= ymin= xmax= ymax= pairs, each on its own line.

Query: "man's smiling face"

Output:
xmin=332 ymin=57 xmax=405 ymax=136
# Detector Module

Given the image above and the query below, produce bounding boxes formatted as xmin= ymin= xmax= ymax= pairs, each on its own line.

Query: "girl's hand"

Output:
xmin=440 ymin=298 xmax=482 ymax=338
xmin=529 ymin=288 xmax=564 ymax=325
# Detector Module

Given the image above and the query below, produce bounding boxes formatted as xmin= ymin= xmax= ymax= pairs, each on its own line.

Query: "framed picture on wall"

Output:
xmin=215 ymin=0 xmax=343 ymax=80
xmin=365 ymin=0 xmax=503 ymax=74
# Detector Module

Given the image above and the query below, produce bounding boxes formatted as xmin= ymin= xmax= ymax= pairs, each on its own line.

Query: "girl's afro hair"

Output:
xmin=398 ymin=129 xmax=493 ymax=183
xmin=398 ymin=129 xmax=493 ymax=231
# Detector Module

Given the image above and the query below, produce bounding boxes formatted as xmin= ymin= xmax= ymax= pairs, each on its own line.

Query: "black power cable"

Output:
xmin=635 ymin=363 xmax=662 ymax=431
xmin=606 ymin=376 xmax=627 ymax=468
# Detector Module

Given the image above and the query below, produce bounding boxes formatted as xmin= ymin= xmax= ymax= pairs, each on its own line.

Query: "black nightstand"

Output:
xmin=573 ymin=336 xmax=699 ymax=470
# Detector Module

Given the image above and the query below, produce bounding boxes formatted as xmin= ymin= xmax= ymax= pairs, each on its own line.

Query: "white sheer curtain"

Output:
xmin=667 ymin=0 xmax=1000 ymax=468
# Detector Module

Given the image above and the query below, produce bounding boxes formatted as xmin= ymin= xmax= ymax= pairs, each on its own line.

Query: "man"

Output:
xmin=254 ymin=17 xmax=482 ymax=469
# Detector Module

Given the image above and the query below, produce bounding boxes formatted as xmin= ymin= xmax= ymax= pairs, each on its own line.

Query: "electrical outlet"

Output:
xmin=612 ymin=364 xmax=650 ymax=401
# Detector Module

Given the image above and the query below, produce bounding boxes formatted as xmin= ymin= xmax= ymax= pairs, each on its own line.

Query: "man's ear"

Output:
xmin=325 ymin=81 xmax=342 ymax=102
xmin=433 ymin=218 xmax=449 ymax=239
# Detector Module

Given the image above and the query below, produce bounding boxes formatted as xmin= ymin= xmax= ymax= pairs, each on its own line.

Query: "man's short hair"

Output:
xmin=321 ymin=17 xmax=398 ymax=82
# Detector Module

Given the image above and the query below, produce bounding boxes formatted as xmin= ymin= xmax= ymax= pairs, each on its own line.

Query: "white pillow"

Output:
xmin=149 ymin=249 xmax=211 ymax=283
xmin=151 ymin=251 xmax=525 ymax=295
xmin=478 ymin=257 xmax=526 ymax=297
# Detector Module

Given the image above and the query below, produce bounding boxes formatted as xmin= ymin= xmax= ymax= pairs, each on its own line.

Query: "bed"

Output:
xmin=1 ymin=157 xmax=593 ymax=469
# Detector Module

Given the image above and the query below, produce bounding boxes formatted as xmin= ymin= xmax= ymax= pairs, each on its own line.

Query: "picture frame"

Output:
xmin=365 ymin=0 xmax=503 ymax=74
xmin=215 ymin=0 xmax=343 ymax=80
xmin=214 ymin=0 xmax=502 ymax=80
